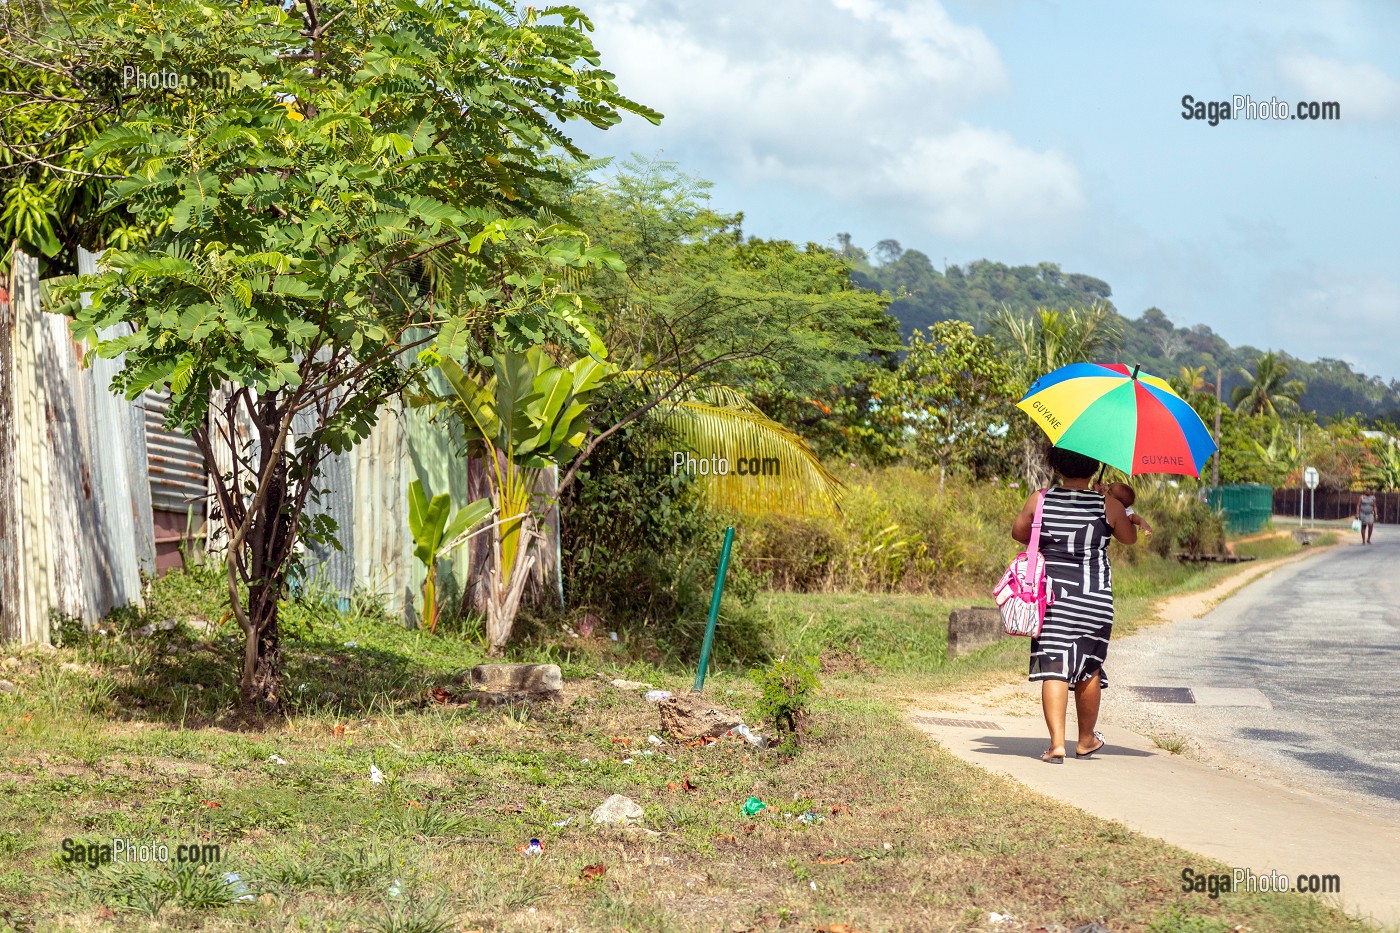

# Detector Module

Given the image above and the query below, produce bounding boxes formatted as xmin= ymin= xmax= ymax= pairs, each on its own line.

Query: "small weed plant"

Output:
xmin=751 ymin=655 xmax=820 ymax=750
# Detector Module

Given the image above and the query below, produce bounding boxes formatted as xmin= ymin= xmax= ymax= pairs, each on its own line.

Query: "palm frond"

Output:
xmin=654 ymin=388 xmax=842 ymax=519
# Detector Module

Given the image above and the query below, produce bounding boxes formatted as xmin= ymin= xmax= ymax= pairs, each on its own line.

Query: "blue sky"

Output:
xmin=568 ymin=0 xmax=1400 ymax=380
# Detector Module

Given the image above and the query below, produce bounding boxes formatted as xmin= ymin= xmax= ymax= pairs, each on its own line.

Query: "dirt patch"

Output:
xmin=819 ymin=648 xmax=876 ymax=676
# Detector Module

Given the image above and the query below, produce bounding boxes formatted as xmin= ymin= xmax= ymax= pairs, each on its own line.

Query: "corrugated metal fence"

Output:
xmin=2 ymin=246 xmax=558 ymax=642
xmin=1 ymin=247 xmax=155 ymax=644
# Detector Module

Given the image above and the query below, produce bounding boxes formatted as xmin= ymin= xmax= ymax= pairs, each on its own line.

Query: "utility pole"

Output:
xmin=1211 ymin=367 xmax=1222 ymax=486
xmin=1297 ymin=423 xmax=1304 ymax=527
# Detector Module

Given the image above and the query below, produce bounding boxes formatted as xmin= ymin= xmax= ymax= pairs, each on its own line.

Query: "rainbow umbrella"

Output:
xmin=1016 ymin=362 xmax=1218 ymax=476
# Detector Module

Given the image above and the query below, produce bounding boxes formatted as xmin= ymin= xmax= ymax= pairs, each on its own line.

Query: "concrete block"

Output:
xmin=469 ymin=663 xmax=563 ymax=695
xmin=947 ymin=607 xmax=1006 ymax=658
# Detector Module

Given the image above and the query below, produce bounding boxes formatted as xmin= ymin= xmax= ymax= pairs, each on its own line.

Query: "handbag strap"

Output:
xmin=1026 ymin=488 xmax=1048 ymax=570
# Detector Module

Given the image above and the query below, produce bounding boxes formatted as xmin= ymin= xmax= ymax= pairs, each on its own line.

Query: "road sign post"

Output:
xmin=1303 ymin=466 xmax=1319 ymax=528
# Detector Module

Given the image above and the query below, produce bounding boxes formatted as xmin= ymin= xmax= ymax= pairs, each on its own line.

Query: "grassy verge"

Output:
xmin=0 ymin=534 xmax=1365 ymax=932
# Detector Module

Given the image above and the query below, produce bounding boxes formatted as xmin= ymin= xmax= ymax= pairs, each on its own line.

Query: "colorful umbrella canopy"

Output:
xmin=1016 ymin=362 xmax=1218 ymax=476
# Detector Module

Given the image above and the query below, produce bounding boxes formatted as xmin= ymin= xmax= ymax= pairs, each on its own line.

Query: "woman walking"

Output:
xmin=1011 ymin=446 xmax=1138 ymax=763
xmin=1357 ymin=489 xmax=1377 ymax=544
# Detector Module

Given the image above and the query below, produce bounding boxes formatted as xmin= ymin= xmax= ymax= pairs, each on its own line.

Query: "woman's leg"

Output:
xmin=1041 ymin=680 xmax=1069 ymax=757
xmin=1073 ymin=671 xmax=1104 ymax=754
xmin=1365 ymin=522 xmax=1374 ymax=544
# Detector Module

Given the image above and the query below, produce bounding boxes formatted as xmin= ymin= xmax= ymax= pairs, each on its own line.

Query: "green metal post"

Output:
xmin=693 ymin=526 xmax=735 ymax=693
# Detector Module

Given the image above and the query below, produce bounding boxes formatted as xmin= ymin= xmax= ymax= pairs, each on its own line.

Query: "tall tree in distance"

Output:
xmin=1232 ymin=351 xmax=1306 ymax=418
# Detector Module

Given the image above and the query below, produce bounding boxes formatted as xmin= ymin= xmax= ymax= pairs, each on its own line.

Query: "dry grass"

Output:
xmin=0 ymin=546 xmax=1375 ymax=932
xmin=0 ymin=642 xmax=1375 ymax=933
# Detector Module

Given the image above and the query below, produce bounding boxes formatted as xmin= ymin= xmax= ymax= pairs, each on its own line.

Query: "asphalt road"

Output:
xmin=1110 ymin=531 xmax=1400 ymax=809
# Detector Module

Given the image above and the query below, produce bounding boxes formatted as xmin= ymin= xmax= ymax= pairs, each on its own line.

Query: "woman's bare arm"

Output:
xmin=1011 ymin=491 xmax=1040 ymax=544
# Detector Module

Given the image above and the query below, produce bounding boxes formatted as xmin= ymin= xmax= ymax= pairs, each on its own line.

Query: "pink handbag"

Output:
xmin=993 ymin=489 xmax=1055 ymax=637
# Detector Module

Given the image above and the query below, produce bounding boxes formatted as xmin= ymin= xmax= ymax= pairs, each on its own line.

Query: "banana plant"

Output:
xmin=438 ymin=347 xmax=608 ymax=651
xmin=407 ymin=480 xmax=493 ymax=634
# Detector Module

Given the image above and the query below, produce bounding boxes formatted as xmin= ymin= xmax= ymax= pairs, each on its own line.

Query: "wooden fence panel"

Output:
xmin=1273 ymin=488 xmax=1400 ymax=524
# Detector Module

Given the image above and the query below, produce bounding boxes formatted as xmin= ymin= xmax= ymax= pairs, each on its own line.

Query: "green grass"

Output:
xmin=758 ymin=531 xmax=1308 ymax=673
xmin=0 ymin=541 xmax=1370 ymax=932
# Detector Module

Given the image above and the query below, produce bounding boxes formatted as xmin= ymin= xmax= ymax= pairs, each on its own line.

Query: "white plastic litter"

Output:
xmin=370 ymin=764 xmax=385 ymax=784
xmin=387 ymin=879 xmax=402 ymax=898
xmin=643 ymin=690 xmax=672 ymax=703
xmin=223 ymin=872 xmax=255 ymax=902
xmin=732 ymin=723 xmax=769 ymax=749
xmin=267 ymin=754 xmax=287 ymax=765
xmin=647 ymin=735 xmax=663 ymax=745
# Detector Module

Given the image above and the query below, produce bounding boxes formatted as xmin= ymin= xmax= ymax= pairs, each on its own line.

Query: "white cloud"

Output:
xmin=1263 ymin=267 xmax=1400 ymax=374
xmin=1277 ymin=53 xmax=1400 ymax=120
xmin=582 ymin=0 xmax=1085 ymax=241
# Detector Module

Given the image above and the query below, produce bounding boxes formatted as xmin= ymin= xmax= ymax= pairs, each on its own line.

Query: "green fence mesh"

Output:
xmin=1205 ymin=484 xmax=1274 ymax=534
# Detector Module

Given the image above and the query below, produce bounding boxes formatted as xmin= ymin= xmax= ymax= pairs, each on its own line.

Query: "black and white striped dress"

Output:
xmin=1029 ymin=487 xmax=1114 ymax=688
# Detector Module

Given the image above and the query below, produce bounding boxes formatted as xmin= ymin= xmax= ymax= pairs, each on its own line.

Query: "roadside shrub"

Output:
xmin=751 ymin=654 xmax=820 ymax=748
xmin=1129 ymin=478 xmax=1227 ymax=558
xmin=740 ymin=467 xmax=1022 ymax=595
xmin=560 ymin=406 xmax=769 ymax=666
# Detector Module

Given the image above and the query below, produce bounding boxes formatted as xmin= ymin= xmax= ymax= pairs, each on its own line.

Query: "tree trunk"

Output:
xmin=484 ymin=509 xmax=537 ymax=653
xmin=462 ymin=452 xmax=495 ymax=617
xmin=239 ymin=598 xmax=282 ymax=712
xmin=234 ymin=394 xmax=297 ymax=713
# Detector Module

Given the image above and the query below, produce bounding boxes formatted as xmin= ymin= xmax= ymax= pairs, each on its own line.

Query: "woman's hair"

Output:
xmin=1046 ymin=445 xmax=1101 ymax=479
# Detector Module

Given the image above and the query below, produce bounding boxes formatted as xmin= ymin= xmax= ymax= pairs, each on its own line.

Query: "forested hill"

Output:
xmin=841 ymin=236 xmax=1400 ymax=424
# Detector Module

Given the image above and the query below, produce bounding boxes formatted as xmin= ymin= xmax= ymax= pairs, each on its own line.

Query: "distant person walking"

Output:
xmin=1011 ymin=446 xmax=1138 ymax=764
xmin=1357 ymin=490 xmax=1377 ymax=544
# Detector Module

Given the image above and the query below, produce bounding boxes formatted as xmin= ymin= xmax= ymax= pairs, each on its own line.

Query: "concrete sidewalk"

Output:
xmin=909 ymin=709 xmax=1400 ymax=930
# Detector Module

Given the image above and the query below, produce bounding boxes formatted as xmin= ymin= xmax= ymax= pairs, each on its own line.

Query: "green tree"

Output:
xmin=1232 ymin=351 xmax=1306 ymax=418
xmin=872 ymin=321 xmax=1017 ymax=494
xmin=991 ymin=304 xmax=1122 ymax=484
xmin=568 ymin=159 xmax=901 ymax=462
xmin=0 ymin=3 xmax=133 ymax=268
xmin=407 ymin=482 xmax=492 ymax=634
xmin=1363 ymin=441 xmax=1400 ymax=492
xmin=12 ymin=0 xmax=656 ymax=709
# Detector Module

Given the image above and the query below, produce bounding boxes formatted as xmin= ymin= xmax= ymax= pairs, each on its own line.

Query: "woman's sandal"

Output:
xmin=1075 ymin=731 xmax=1106 ymax=759
xmin=1040 ymin=749 xmax=1065 ymax=764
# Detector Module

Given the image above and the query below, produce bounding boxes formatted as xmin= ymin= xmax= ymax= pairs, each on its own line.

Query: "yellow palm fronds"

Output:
xmin=642 ymin=381 xmax=843 ymax=519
